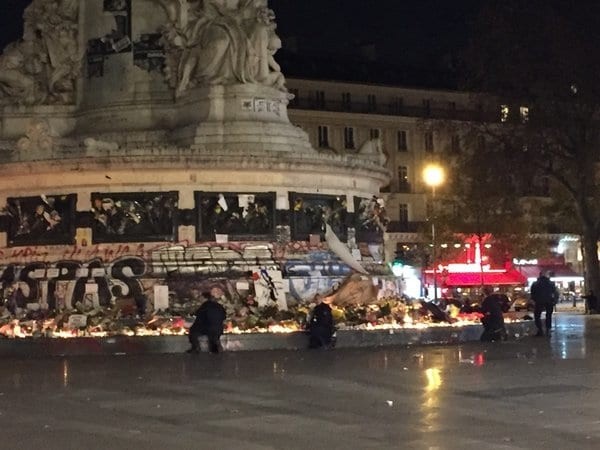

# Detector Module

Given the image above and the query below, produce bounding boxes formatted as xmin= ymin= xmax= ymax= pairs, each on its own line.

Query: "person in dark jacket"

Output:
xmin=480 ymin=288 xmax=508 ymax=342
xmin=187 ymin=292 xmax=227 ymax=354
xmin=307 ymin=294 xmax=335 ymax=349
xmin=530 ymin=272 xmax=558 ymax=336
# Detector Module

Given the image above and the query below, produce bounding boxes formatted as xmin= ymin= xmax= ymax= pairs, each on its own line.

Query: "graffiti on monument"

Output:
xmin=196 ymin=192 xmax=275 ymax=241
xmin=289 ymin=193 xmax=347 ymax=241
xmin=354 ymin=196 xmax=389 ymax=243
xmin=166 ymin=277 xmax=233 ymax=306
xmin=0 ymin=256 xmax=146 ymax=312
xmin=287 ymin=276 xmax=344 ymax=303
xmin=4 ymin=194 xmax=76 ymax=246
xmin=91 ymin=192 xmax=178 ymax=243
xmin=87 ymin=0 xmax=132 ymax=78
xmin=284 ymin=259 xmax=352 ymax=277
xmin=133 ymin=33 xmax=165 ymax=73
xmin=252 ymin=268 xmax=287 ymax=310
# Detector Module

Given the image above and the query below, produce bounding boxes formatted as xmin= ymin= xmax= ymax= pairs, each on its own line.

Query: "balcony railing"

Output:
xmin=289 ymin=99 xmax=496 ymax=122
xmin=397 ymin=182 xmax=412 ymax=194
xmin=386 ymin=221 xmax=426 ymax=233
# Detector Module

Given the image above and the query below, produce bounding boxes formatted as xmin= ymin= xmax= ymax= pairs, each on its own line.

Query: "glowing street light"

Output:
xmin=423 ymin=164 xmax=445 ymax=192
xmin=423 ymin=164 xmax=446 ymax=301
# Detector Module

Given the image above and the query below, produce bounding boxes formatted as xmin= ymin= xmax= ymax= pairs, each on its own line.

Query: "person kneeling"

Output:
xmin=307 ymin=294 xmax=336 ymax=349
xmin=480 ymin=289 xmax=508 ymax=342
xmin=187 ymin=292 xmax=226 ymax=354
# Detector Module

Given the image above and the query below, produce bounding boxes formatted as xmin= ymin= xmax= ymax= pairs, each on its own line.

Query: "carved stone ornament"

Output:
xmin=154 ymin=0 xmax=286 ymax=97
xmin=17 ymin=119 xmax=54 ymax=153
xmin=358 ymin=138 xmax=388 ymax=166
xmin=0 ymin=0 xmax=80 ymax=106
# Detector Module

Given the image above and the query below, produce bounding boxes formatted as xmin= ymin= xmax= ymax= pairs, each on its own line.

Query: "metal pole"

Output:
xmin=432 ymin=185 xmax=436 ymax=301
xmin=432 ymin=221 xmax=437 ymax=301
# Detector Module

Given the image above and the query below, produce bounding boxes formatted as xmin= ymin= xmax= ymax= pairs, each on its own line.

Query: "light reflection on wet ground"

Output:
xmin=0 ymin=314 xmax=599 ymax=449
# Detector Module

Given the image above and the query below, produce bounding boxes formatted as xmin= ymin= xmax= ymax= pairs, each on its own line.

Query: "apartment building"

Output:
xmin=286 ymin=78 xmax=481 ymax=261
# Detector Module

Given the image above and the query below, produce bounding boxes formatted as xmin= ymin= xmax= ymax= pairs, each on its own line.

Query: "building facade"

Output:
xmin=285 ymin=78 xmax=474 ymax=260
xmin=285 ymin=77 xmax=583 ymax=279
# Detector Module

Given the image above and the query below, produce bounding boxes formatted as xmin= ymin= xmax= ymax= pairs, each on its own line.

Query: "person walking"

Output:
xmin=187 ymin=292 xmax=227 ymax=354
xmin=530 ymin=272 xmax=558 ymax=336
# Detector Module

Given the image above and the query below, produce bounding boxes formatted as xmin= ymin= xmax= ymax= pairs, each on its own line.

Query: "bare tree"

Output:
xmin=454 ymin=0 xmax=600 ymax=293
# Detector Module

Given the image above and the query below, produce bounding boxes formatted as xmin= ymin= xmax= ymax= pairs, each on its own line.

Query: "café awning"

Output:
xmin=517 ymin=264 xmax=582 ymax=281
xmin=424 ymin=268 xmax=527 ymax=287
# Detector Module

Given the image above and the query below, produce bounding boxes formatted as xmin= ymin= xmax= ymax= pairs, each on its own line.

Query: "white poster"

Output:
xmin=253 ymin=268 xmax=288 ymax=310
xmin=236 ymin=281 xmax=250 ymax=291
xmin=84 ymin=282 xmax=100 ymax=309
xmin=215 ymin=234 xmax=228 ymax=243
xmin=154 ymin=285 xmax=169 ymax=311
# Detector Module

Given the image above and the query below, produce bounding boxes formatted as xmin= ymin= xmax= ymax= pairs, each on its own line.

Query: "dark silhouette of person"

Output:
xmin=530 ymin=272 xmax=559 ymax=336
xmin=582 ymin=290 xmax=598 ymax=314
xmin=187 ymin=292 xmax=227 ymax=354
xmin=480 ymin=288 xmax=508 ymax=342
xmin=307 ymin=294 xmax=335 ymax=349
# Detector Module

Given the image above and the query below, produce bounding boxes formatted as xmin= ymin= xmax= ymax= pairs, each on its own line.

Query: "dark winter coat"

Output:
xmin=308 ymin=302 xmax=335 ymax=348
xmin=310 ymin=303 xmax=334 ymax=329
xmin=190 ymin=299 xmax=226 ymax=336
xmin=480 ymin=294 xmax=505 ymax=330
xmin=530 ymin=276 xmax=558 ymax=306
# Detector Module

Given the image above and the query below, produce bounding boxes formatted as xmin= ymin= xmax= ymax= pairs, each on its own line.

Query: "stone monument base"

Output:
xmin=0 ymin=321 xmax=536 ymax=357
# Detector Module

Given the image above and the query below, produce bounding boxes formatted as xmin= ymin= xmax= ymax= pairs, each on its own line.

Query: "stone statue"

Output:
xmin=17 ymin=119 xmax=54 ymax=153
xmin=0 ymin=43 xmax=38 ymax=105
xmin=0 ymin=0 xmax=80 ymax=106
xmin=155 ymin=0 xmax=286 ymax=96
xmin=358 ymin=138 xmax=388 ymax=167
xmin=245 ymin=0 xmax=285 ymax=90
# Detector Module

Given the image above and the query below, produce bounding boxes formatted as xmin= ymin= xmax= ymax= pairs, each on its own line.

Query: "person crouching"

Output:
xmin=480 ymin=288 xmax=508 ymax=342
xmin=307 ymin=294 xmax=336 ymax=349
xmin=187 ymin=292 xmax=226 ymax=354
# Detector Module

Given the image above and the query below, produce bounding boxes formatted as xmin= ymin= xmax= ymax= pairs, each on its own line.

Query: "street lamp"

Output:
xmin=423 ymin=164 xmax=445 ymax=301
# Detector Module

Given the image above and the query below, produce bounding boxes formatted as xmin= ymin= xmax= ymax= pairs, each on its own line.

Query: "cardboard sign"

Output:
xmin=67 ymin=314 xmax=88 ymax=329
xmin=236 ymin=281 xmax=250 ymax=291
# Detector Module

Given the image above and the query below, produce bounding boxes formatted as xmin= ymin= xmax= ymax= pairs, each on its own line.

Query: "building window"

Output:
xmin=451 ymin=134 xmax=460 ymax=153
xmin=390 ymin=96 xmax=404 ymax=114
xmin=289 ymin=88 xmax=299 ymax=107
xmin=424 ymin=131 xmax=434 ymax=152
xmin=367 ymin=94 xmax=377 ymax=112
xmin=344 ymin=127 xmax=355 ymax=149
xmin=520 ymin=106 xmax=529 ymax=123
xmin=423 ymin=99 xmax=431 ymax=116
xmin=318 ymin=125 xmax=329 ymax=148
xmin=500 ymin=104 xmax=509 ymax=122
xmin=398 ymin=203 xmax=408 ymax=223
xmin=342 ymin=92 xmax=351 ymax=111
xmin=370 ymin=128 xmax=380 ymax=139
xmin=315 ymin=90 xmax=325 ymax=109
xmin=397 ymin=130 xmax=407 ymax=151
xmin=398 ymin=166 xmax=410 ymax=192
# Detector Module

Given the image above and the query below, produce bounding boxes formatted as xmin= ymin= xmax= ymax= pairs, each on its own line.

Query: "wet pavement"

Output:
xmin=1 ymin=313 xmax=599 ymax=450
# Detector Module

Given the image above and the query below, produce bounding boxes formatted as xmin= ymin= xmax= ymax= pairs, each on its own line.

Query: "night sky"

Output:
xmin=0 ymin=0 xmax=482 ymax=88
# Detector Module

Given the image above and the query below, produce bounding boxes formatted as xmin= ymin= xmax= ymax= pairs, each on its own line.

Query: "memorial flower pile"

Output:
xmin=0 ymin=292 xmax=496 ymax=339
